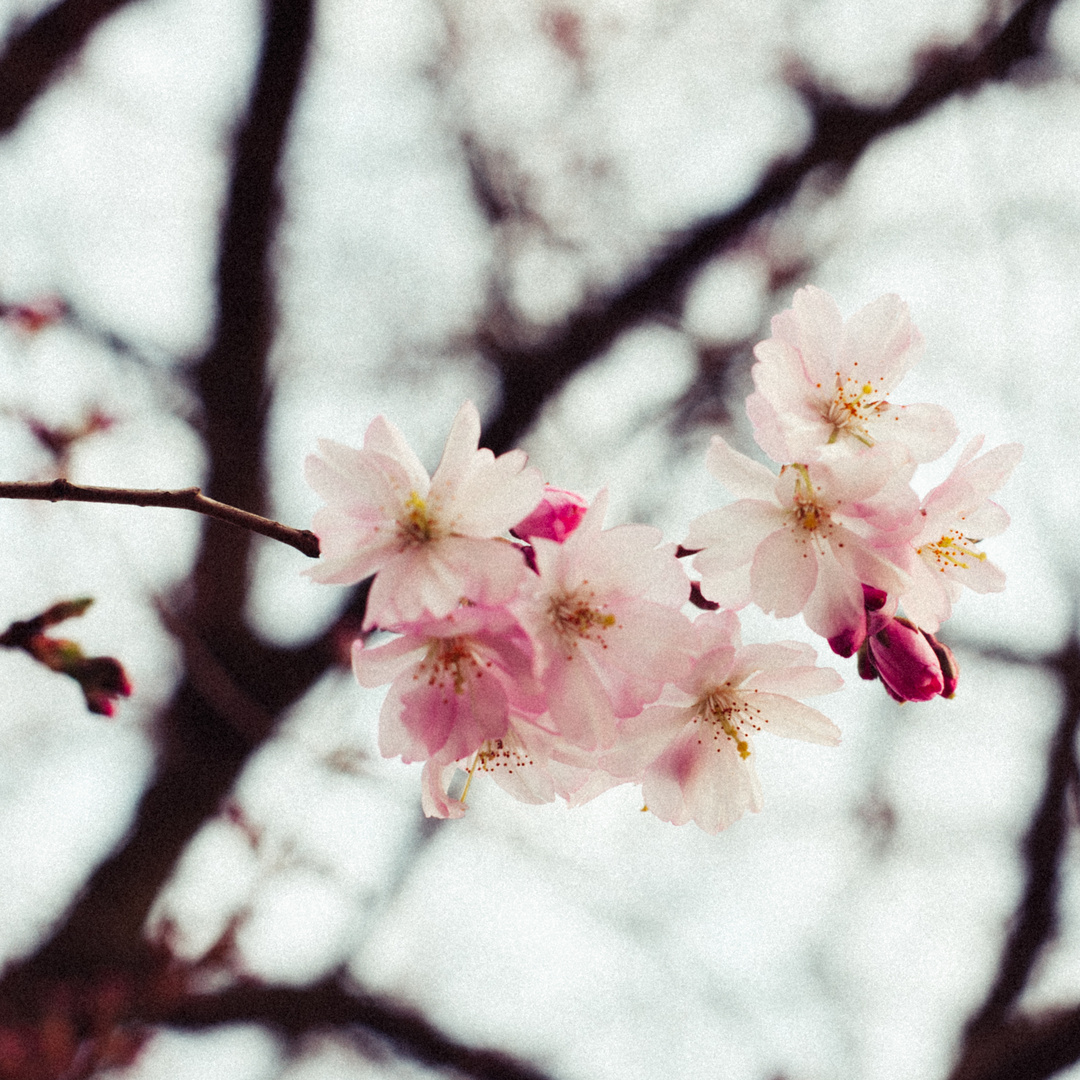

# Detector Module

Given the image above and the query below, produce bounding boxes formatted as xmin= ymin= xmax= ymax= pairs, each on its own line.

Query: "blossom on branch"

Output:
xmin=746 ymin=286 xmax=957 ymax=465
xmin=511 ymin=484 xmax=588 ymax=543
xmin=352 ymin=604 xmax=542 ymax=770
xmin=305 ymin=401 xmax=543 ymax=627
xmin=514 ymin=491 xmax=694 ymax=751
xmin=604 ymin=611 xmax=842 ymax=833
xmin=685 ymin=436 xmax=911 ymax=643
xmin=883 ymin=436 xmax=1023 ymax=632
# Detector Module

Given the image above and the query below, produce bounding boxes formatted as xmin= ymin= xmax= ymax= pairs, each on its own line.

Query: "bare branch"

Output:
xmin=0 ymin=478 xmax=320 ymax=558
xmin=0 ymin=0 xmax=141 ymax=134
xmin=951 ymin=1004 xmax=1080 ymax=1080
xmin=479 ymin=0 xmax=1064 ymax=455
xmin=951 ymin=632 xmax=1080 ymax=1077
xmin=157 ymin=979 xmax=561 ymax=1080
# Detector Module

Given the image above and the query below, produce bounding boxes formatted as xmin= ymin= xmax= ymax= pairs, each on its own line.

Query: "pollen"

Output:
xmin=917 ymin=531 xmax=987 ymax=572
xmin=549 ymin=589 xmax=617 ymax=645
xmin=821 ymin=372 xmax=891 ymax=447
xmin=697 ymin=688 xmax=763 ymax=760
xmin=398 ymin=490 xmax=436 ymax=545
xmin=787 ymin=464 xmax=833 ymax=538
xmin=421 ymin=636 xmax=481 ymax=695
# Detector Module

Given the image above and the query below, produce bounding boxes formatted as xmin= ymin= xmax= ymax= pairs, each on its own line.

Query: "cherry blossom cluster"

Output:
xmin=305 ymin=287 xmax=1020 ymax=832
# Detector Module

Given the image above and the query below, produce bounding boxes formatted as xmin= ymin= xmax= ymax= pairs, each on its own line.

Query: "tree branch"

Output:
xmin=950 ymin=631 xmax=1080 ymax=1077
xmin=157 ymin=979 xmax=561 ymax=1080
xmin=478 ymin=0 xmax=1064 ymax=455
xmin=0 ymin=478 xmax=319 ymax=558
xmin=0 ymin=0 xmax=141 ymax=134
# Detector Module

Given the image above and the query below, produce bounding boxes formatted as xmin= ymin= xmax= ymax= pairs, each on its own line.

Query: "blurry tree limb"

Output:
xmin=0 ymin=478 xmax=320 ymax=557
xmin=949 ymin=631 xmax=1080 ymax=1077
xmin=951 ymin=1004 xmax=1080 ymax=1080
xmin=479 ymin=0 xmax=1064 ymax=455
xmin=0 ymin=0 xmax=317 ymax=991
xmin=0 ymin=0 xmax=140 ymax=133
xmin=157 ymin=979 xmax=560 ymax=1080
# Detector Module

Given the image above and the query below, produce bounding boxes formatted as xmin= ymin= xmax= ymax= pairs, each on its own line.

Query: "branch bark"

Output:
xmin=0 ymin=479 xmax=320 ymax=557
xmin=478 ymin=0 xmax=1064 ymax=455
xmin=0 ymin=479 xmax=319 ymax=557
xmin=0 ymin=0 xmax=141 ymax=134
xmin=157 ymin=979 xmax=561 ymax=1080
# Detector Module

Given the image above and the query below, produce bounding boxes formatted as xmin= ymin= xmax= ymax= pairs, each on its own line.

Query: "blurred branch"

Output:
xmin=951 ymin=1004 xmax=1080 ymax=1080
xmin=478 ymin=0 xmax=1064 ymax=455
xmin=158 ymin=979 xmax=560 ymax=1080
xmin=0 ymin=478 xmax=320 ymax=557
xmin=0 ymin=0 xmax=140 ymax=133
xmin=0 ymin=0 xmax=317 ymax=998
xmin=950 ymin=631 xmax=1080 ymax=1077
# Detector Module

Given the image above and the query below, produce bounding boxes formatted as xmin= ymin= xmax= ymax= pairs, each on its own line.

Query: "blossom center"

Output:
xmin=822 ymin=375 xmax=889 ymax=446
xmin=917 ymin=530 xmax=987 ymax=572
xmin=548 ymin=588 xmax=616 ymax=647
xmin=398 ymin=490 xmax=440 ymax=547
xmin=786 ymin=465 xmax=832 ymax=534
xmin=693 ymin=684 xmax=764 ymax=760
xmin=417 ymin=636 xmax=485 ymax=695
xmin=476 ymin=733 xmax=536 ymax=774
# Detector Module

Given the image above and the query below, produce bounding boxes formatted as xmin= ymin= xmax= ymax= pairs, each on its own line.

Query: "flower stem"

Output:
xmin=0 ymin=478 xmax=320 ymax=558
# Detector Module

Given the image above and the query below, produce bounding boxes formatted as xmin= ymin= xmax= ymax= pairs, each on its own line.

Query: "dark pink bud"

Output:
xmin=923 ymin=630 xmax=959 ymax=698
xmin=510 ymin=485 xmax=587 ymax=543
xmin=867 ymin=617 xmax=945 ymax=702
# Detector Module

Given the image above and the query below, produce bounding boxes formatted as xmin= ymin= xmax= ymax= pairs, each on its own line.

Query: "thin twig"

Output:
xmin=0 ymin=478 xmax=320 ymax=558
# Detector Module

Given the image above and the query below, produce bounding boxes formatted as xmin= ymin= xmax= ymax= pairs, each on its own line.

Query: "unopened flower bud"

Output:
xmin=511 ymin=485 xmax=587 ymax=543
xmin=923 ymin=630 xmax=959 ymax=699
xmin=862 ymin=616 xmax=946 ymax=702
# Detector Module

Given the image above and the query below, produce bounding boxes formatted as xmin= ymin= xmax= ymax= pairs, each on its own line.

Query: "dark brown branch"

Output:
xmin=951 ymin=631 xmax=1080 ymax=1077
xmin=0 ymin=0 xmax=317 ymax=992
xmin=479 ymin=0 xmax=1063 ymax=455
xmin=0 ymin=479 xmax=320 ymax=557
xmin=156 ymin=980 xmax=560 ymax=1080
xmin=951 ymin=1004 xmax=1080 ymax=1080
xmin=0 ymin=0 xmax=141 ymax=134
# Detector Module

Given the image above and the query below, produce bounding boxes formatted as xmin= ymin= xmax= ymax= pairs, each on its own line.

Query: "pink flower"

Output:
xmin=511 ymin=485 xmax=588 ymax=543
xmin=515 ymin=491 xmax=694 ymax=751
xmin=686 ymin=436 xmax=911 ymax=643
xmin=418 ymin=723 xmax=620 ymax=818
xmin=305 ymin=401 xmax=544 ymax=627
xmin=352 ymin=604 xmax=542 ymax=769
xmin=746 ymin=286 xmax=957 ymax=465
xmin=857 ymin=614 xmax=958 ymax=702
xmin=604 ymin=611 xmax=842 ymax=833
xmin=882 ymin=436 xmax=1022 ymax=632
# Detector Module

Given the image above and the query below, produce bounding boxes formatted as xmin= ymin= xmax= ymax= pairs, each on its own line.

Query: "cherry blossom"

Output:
xmin=515 ymin=491 xmax=693 ymax=751
xmin=305 ymin=401 xmax=543 ymax=627
xmin=746 ymin=286 xmax=957 ymax=465
xmin=352 ymin=604 xmax=542 ymax=770
xmin=686 ymin=436 xmax=912 ymax=643
xmin=419 ymin=723 xmax=620 ymax=819
xmin=604 ymin=611 xmax=842 ymax=833
xmin=884 ymin=436 xmax=1023 ymax=631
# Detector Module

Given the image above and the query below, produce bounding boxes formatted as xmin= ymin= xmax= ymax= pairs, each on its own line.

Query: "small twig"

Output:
xmin=0 ymin=479 xmax=320 ymax=558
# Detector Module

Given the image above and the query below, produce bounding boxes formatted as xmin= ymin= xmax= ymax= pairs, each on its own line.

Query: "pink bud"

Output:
xmin=510 ymin=485 xmax=587 ymax=543
xmin=923 ymin=630 xmax=959 ymax=699
xmin=863 ymin=616 xmax=946 ymax=702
